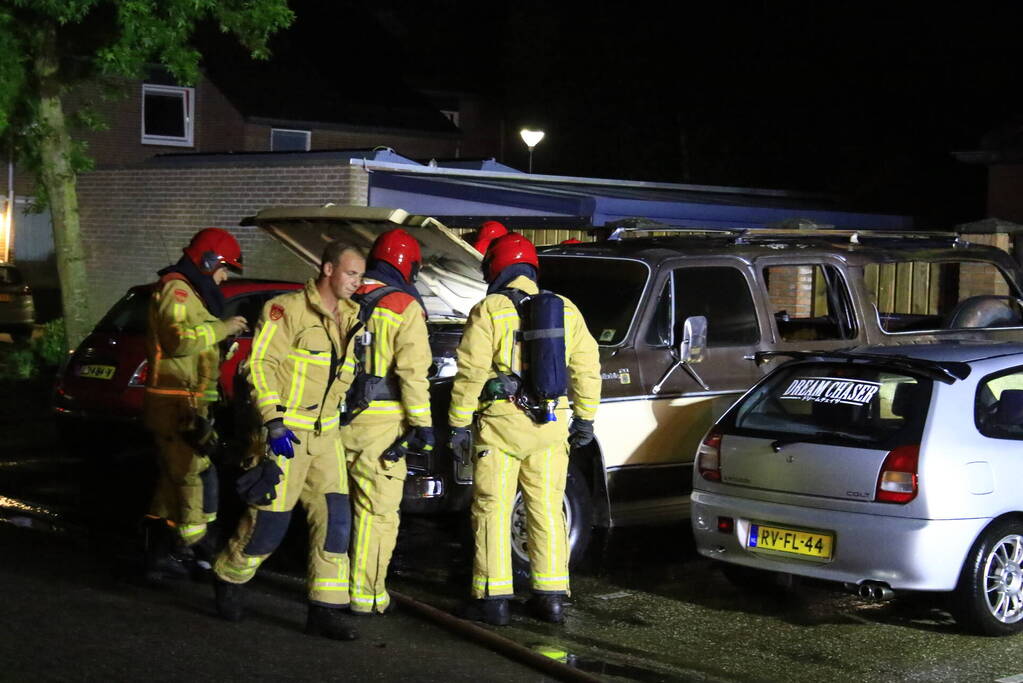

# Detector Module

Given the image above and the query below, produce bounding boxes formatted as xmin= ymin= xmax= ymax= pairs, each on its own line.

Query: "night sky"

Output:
xmin=256 ymin=1 xmax=1023 ymax=225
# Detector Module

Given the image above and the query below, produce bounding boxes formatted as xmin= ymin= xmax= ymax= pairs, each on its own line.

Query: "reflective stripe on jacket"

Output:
xmin=447 ymin=275 xmax=601 ymax=428
xmin=248 ymin=279 xmax=360 ymax=432
xmin=145 ymin=277 xmax=229 ymax=406
xmin=351 ymin=281 xmax=433 ymax=427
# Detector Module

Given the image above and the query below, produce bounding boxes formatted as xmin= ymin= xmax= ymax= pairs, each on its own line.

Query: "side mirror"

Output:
xmin=680 ymin=315 xmax=707 ymax=364
xmin=654 ymin=315 xmax=709 ymax=393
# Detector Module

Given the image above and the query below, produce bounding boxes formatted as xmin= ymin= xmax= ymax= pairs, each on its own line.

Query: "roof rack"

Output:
xmin=599 ymin=218 xmax=964 ymax=248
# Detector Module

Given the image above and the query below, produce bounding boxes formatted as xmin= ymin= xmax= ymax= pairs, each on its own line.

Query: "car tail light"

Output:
xmin=697 ymin=429 xmax=722 ymax=482
xmin=128 ymin=360 xmax=148 ymax=387
xmin=717 ymin=516 xmax=734 ymax=534
xmin=875 ymin=444 xmax=919 ymax=504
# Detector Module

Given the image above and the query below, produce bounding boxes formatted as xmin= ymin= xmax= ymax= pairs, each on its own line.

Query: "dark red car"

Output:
xmin=53 ymin=279 xmax=302 ymax=432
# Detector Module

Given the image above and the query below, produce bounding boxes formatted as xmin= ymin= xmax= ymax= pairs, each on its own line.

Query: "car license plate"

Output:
xmin=77 ymin=364 xmax=116 ymax=380
xmin=0 ymin=293 xmax=11 ymax=302
xmin=748 ymin=523 xmax=834 ymax=560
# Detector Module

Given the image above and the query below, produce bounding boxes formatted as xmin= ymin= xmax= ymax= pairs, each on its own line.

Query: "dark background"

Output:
xmin=226 ymin=1 xmax=1023 ymax=224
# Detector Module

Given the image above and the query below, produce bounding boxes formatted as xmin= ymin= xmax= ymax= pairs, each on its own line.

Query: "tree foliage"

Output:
xmin=0 ymin=0 xmax=293 ymax=347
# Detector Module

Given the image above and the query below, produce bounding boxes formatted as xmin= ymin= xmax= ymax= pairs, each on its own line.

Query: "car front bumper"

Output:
xmin=691 ymin=489 xmax=989 ymax=592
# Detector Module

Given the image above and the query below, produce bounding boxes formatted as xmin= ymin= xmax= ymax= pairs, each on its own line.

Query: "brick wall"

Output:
xmin=69 ymin=75 xmax=249 ymax=167
xmin=77 ymin=162 xmax=370 ymax=325
xmin=3 ymin=72 xmax=467 ymax=197
xmin=766 ymin=265 xmax=815 ymax=318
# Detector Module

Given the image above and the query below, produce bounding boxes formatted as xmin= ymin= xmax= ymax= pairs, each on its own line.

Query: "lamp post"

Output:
xmin=519 ymin=128 xmax=545 ymax=173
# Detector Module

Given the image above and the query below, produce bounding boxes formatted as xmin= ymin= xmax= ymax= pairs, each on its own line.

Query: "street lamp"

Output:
xmin=519 ymin=128 xmax=545 ymax=173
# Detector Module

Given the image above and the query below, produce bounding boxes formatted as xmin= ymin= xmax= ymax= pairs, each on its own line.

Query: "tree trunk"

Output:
xmin=33 ymin=21 xmax=90 ymax=350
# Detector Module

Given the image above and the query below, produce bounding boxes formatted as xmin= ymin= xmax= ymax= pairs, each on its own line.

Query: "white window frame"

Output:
xmin=141 ymin=84 xmax=195 ymax=147
xmin=270 ymin=128 xmax=311 ymax=151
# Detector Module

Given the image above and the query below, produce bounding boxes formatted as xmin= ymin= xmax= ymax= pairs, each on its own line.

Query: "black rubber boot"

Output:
xmin=527 ymin=594 xmax=565 ymax=624
xmin=143 ymin=519 xmax=191 ymax=583
xmin=306 ymin=605 xmax=359 ymax=641
xmin=213 ymin=578 xmax=245 ymax=622
xmin=458 ymin=598 xmax=510 ymax=626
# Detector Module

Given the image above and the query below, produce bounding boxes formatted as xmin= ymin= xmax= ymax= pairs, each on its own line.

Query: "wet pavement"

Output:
xmin=4 ymin=386 xmax=1023 ymax=682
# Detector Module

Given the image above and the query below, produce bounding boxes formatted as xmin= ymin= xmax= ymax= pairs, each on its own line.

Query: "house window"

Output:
xmin=141 ymin=84 xmax=194 ymax=147
xmin=271 ymin=128 xmax=311 ymax=151
xmin=441 ymin=110 xmax=460 ymax=128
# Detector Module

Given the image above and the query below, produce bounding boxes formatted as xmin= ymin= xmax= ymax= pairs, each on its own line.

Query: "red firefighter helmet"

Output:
xmin=370 ymin=228 xmax=422 ymax=282
xmin=472 ymin=220 xmax=508 ymax=254
xmin=483 ymin=232 xmax=539 ymax=282
xmin=183 ymin=228 xmax=243 ymax=274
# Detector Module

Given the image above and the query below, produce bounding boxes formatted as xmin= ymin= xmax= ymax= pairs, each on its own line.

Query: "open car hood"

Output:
xmin=245 ymin=205 xmax=486 ymax=321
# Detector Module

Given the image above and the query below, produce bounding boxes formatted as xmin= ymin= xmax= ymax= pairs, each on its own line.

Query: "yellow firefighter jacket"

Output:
xmin=144 ymin=275 xmax=231 ymax=415
xmin=248 ymin=279 xmax=360 ymax=433
xmin=447 ymin=275 xmax=601 ymax=452
xmin=344 ymin=281 xmax=433 ymax=426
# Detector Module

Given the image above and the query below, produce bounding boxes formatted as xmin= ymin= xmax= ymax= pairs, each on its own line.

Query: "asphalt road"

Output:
xmin=4 ymin=391 xmax=1023 ymax=682
xmin=0 ymin=522 xmax=547 ymax=683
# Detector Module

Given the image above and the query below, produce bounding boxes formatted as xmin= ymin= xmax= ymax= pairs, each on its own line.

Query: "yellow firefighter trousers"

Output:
xmin=214 ymin=429 xmax=351 ymax=607
xmin=471 ymin=435 xmax=570 ymax=599
xmin=146 ymin=396 xmax=217 ymax=546
xmin=341 ymin=418 xmax=406 ymax=615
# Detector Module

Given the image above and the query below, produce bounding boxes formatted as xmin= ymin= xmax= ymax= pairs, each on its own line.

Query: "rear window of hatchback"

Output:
xmin=723 ymin=362 xmax=932 ymax=450
xmin=976 ymin=366 xmax=1023 ymax=441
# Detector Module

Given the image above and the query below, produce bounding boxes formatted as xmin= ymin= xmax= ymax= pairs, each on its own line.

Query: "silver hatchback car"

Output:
xmin=691 ymin=343 xmax=1023 ymax=635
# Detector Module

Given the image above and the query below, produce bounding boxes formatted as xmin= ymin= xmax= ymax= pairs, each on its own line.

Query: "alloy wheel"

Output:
xmin=983 ymin=533 xmax=1023 ymax=624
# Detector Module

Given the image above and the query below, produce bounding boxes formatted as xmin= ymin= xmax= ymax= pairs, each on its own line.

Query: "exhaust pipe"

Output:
xmin=857 ymin=581 xmax=894 ymax=602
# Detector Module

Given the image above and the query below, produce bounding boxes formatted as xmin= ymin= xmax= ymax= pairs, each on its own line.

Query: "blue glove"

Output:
xmin=266 ymin=418 xmax=300 ymax=459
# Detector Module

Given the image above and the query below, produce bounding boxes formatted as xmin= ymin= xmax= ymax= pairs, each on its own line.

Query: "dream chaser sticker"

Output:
xmin=780 ymin=376 xmax=881 ymax=406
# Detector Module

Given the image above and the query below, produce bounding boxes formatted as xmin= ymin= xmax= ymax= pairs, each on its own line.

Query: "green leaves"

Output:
xmin=0 ymin=0 xmax=294 ymax=139
xmin=93 ymin=0 xmax=293 ymax=83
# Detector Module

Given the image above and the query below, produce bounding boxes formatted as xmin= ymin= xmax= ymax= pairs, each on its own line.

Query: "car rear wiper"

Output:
xmin=753 ymin=350 xmax=970 ymax=384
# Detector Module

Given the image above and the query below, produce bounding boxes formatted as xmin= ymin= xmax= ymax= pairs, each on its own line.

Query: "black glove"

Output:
xmin=382 ymin=426 xmax=436 ymax=463
xmin=568 ymin=417 xmax=595 ymax=449
xmin=408 ymin=426 xmax=435 ymax=452
xmin=235 ymin=459 xmax=284 ymax=505
xmin=265 ymin=418 xmax=300 ymax=459
xmin=183 ymin=416 xmax=221 ymax=458
xmin=448 ymin=426 xmax=473 ymax=467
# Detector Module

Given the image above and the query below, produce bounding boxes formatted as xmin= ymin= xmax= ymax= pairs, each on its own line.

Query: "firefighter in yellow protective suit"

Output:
xmin=143 ymin=227 xmax=248 ymax=581
xmin=340 ymin=228 xmax=434 ymax=616
xmin=448 ymin=233 xmax=601 ymax=626
xmin=213 ymin=241 xmax=365 ymax=641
